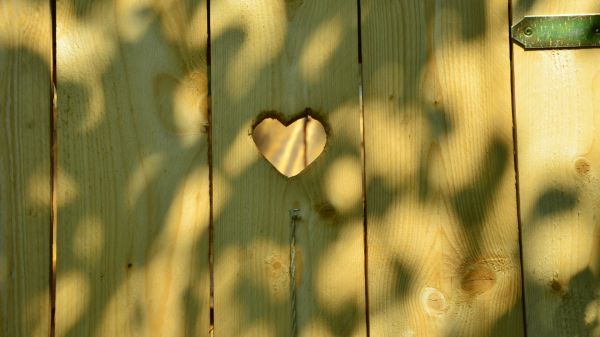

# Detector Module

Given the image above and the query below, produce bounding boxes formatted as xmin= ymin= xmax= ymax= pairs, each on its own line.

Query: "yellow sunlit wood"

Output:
xmin=55 ymin=1 xmax=210 ymax=336
xmin=362 ymin=0 xmax=524 ymax=336
xmin=212 ymin=0 xmax=365 ymax=335
xmin=513 ymin=1 xmax=600 ymax=336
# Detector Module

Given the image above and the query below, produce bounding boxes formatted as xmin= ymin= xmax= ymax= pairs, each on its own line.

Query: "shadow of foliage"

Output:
xmin=14 ymin=0 xmax=600 ymax=337
xmin=531 ymin=187 xmax=578 ymax=220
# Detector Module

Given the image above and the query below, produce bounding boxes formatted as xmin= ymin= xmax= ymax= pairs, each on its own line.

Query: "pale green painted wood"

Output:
xmin=0 ymin=1 xmax=52 ymax=336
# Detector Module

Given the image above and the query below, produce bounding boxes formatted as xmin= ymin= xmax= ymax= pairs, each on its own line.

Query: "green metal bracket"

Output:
xmin=511 ymin=14 xmax=600 ymax=49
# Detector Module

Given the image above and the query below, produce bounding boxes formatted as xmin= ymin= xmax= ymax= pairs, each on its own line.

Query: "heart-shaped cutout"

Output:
xmin=252 ymin=113 xmax=327 ymax=177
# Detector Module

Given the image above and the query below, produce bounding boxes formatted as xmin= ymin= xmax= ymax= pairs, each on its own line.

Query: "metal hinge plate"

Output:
xmin=511 ymin=14 xmax=600 ymax=49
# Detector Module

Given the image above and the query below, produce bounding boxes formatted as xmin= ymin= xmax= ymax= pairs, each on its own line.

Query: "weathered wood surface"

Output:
xmin=513 ymin=1 xmax=600 ymax=336
xmin=211 ymin=1 xmax=365 ymax=336
xmin=55 ymin=0 xmax=210 ymax=336
xmin=0 ymin=1 xmax=52 ymax=336
xmin=362 ymin=0 xmax=524 ymax=336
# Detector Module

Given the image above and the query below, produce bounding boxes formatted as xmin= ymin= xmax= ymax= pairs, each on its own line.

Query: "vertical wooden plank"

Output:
xmin=0 ymin=1 xmax=52 ymax=336
xmin=513 ymin=1 xmax=600 ymax=336
xmin=211 ymin=1 xmax=365 ymax=336
xmin=56 ymin=0 xmax=209 ymax=336
xmin=362 ymin=0 xmax=524 ymax=336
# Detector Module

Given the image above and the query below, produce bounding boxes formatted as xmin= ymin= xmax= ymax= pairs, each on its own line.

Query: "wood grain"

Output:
xmin=211 ymin=1 xmax=365 ymax=336
xmin=0 ymin=1 xmax=52 ymax=336
xmin=513 ymin=1 xmax=600 ymax=336
xmin=361 ymin=0 xmax=524 ymax=336
xmin=55 ymin=0 xmax=210 ymax=336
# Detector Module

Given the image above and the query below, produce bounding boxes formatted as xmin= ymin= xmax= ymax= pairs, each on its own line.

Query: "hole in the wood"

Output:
xmin=252 ymin=111 xmax=327 ymax=177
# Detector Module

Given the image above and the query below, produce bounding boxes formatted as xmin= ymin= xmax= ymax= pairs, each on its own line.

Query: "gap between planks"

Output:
xmin=507 ymin=0 xmax=529 ymax=335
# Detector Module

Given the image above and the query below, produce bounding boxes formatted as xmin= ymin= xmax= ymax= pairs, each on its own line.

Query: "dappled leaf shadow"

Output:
xmin=11 ymin=0 xmax=600 ymax=337
xmin=452 ymin=137 xmax=509 ymax=229
xmin=0 ymin=44 xmax=52 ymax=337
xmin=391 ymin=259 xmax=413 ymax=301
xmin=553 ymin=266 xmax=599 ymax=336
xmin=531 ymin=187 xmax=579 ymax=220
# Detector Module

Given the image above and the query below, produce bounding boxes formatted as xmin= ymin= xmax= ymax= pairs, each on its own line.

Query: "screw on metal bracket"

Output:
xmin=512 ymin=14 xmax=600 ymax=49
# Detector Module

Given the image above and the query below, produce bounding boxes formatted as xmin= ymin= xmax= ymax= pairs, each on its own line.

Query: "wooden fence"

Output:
xmin=1 ymin=0 xmax=599 ymax=336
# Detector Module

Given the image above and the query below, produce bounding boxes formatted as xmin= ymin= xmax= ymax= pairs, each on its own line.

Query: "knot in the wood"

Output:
xmin=421 ymin=287 xmax=448 ymax=317
xmin=460 ymin=264 xmax=496 ymax=296
xmin=313 ymin=202 xmax=337 ymax=220
xmin=549 ymin=277 xmax=568 ymax=297
xmin=574 ymin=157 xmax=592 ymax=176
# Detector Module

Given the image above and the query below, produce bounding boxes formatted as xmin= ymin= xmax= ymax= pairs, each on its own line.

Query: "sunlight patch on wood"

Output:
xmin=27 ymin=290 xmax=51 ymax=337
xmin=299 ymin=15 xmax=344 ymax=83
xmin=57 ymin=1 xmax=116 ymax=132
xmin=56 ymin=168 xmax=79 ymax=206
xmin=0 ymin=2 xmax=52 ymax=66
xmin=211 ymin=0 xmax=287 ymax=99
xmin=524 ymin=209 xmax=596 ymax=283
xmin=298 ymin=318 xmax=334 ymax=337
xmin=316 ymin=223 xmax=364 ymax=311
xmin=73 ymin=216 xmax=105 ymax=264
xmin=211 ymin=169 xmax=231 ymax=220
xmin=56 ymin=272 xmax=89 ymax=336
xmin=115 ymin=0 xmax=156 ymax=42
xmin=324 ymin=156 xmax=362 ymax=213
xmin=223 ymin=120 xmax=260 ymax=177
xmin=126 ymin=153 xmax=164 ymax=209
